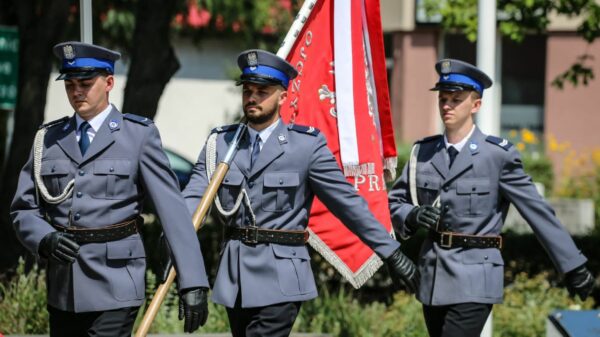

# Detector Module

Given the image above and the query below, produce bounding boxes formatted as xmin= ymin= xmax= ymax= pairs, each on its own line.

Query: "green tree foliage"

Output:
xmin=422 ymin=0 xmax=600 ymax=88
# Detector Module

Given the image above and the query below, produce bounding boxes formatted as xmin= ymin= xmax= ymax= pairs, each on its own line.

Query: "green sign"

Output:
xmin=0 ymin=26 xmax=18 ymax=110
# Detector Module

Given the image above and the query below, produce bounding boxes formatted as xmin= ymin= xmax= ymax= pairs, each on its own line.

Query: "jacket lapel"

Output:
xmin=429 ymin=139 xmax=448 ymax=179
xmin=231 ymin=131 xmax=251 ymax=177
xmin=56 ymin=116 xmax=82 ymax=164
xmin=248 ymin=122 xmax=286 ymax=177
xmin=80 ymin=107 xmax=119 ymax=164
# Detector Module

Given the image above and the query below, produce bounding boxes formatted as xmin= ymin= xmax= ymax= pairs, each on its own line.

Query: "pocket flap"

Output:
xmin=272 ymin=244 xmax=310 ymax=260
xmin=456 ymin=179 xmax=490 ymax=194
xmin=222 ymin=170 xmax=245 ymax=186
xmin=107 ymin=238 xmax=146 ymax=259
xmin=416 ymin=176 xmax=441 ymax=190
xmin=40 ymin=160 xmax=71 ymax=176
xmin=264 ymin=172 xmax=300 ymax=188
xmin=462 ymin=248 xmax=503 ymax=265
xmin=94 ymin=160 xmax=131 ymax=175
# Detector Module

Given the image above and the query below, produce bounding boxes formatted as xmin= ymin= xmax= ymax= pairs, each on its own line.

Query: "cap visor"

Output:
xmin=55 ymin=71 xmax=101 ymax=81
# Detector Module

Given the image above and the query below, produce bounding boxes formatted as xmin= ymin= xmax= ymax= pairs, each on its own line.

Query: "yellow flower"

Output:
xmin=592 ymin=149 xmax=600 ymax=167
xmin=521 ymin=128 xmax=538 ymax=144
xmin=516 ymin=142 xmax=525 ymax=151
xmin=509 ymin=130 xmax=517 ymax=138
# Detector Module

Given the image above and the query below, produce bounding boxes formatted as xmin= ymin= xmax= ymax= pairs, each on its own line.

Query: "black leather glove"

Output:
xmin=179 ymin=287 xmax=209 ymax=333
xmin=565 ymin=265 xmax=594 ymax=300
xmin=385 ymin=248 xmax=420 ymax=294
xmin=39 ymin=232 xmax=80 ymax=264
xmin=158 ymin=232 xmax=173 ymax=283
xmin=405 ymin=205 xmax=441 ymax=232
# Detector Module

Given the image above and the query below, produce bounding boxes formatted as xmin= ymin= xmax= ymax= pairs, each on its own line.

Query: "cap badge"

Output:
xmin=441 ymin=60 xmax=451 ymax=74
xmin=108 ymin=120 xmax=119 ymax=130
xmin=63 ymin=44 xmax=75 ymax=60
xmin=247 ymin=52 xmax=258 ymax=70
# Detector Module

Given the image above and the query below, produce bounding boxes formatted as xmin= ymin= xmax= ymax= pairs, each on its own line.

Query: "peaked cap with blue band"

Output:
xmin=431 ymin=58 xmax=492 ymax=95
xmin=236 ymin=49 xmax=298 ymax=89
xmin=53 ymin=41 xmax=121 ymax=81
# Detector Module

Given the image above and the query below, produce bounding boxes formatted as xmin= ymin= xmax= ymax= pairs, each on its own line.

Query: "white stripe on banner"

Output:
xmin=334 ymin=0 xmax=359 ymax=168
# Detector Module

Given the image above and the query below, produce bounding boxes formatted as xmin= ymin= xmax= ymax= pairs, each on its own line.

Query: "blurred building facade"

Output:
xmin=381 ymin=0 xmax=600 ymax=179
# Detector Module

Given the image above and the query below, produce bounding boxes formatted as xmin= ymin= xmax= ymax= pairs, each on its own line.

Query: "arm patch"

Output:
xmin=123 ymin=113 xmax=153 ymax=126
xmin=485 ymin=135 xmax=513 ymax=150
xmin=39 ymin=116 xmax=69 ymax=130
xmin=288 ymin=124 xmax=320 ymax=136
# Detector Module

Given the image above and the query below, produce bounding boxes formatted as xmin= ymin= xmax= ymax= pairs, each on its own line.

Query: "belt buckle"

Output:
xmin=440 ymin=232 xmax=453 ymax=248
xmin=244 ymin=226 xmax=259 ymax=245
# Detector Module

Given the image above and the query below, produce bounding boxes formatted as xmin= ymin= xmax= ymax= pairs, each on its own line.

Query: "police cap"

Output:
xmin=236 ymin=49 xmax=298 ymax=89
xmin=431 ymin=58 xmax=492 ymax=95
xmin=53 ymin=41 xmax=121 ymax=81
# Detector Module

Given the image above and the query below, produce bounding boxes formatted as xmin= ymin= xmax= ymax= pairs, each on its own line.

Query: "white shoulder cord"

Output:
xmin=206 ymin=133 xmax=257 ymax=225
xmin=408 ymin=143 xmax=440 ymax=208
xmin=33 ymin=128 xmax=75 ymax=204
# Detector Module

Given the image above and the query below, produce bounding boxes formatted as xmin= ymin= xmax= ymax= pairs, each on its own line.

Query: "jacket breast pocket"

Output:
xmin=456 ymin=179 xmax=491 ymax=217
xmin=262 ymin=172 xmax=299 ymax=212
xmin=106 ymin=238 xmax=146 ymax=301
xmin=272 ymin=244 xmax=314 ymax=296
xmin=220 ymin=170 xmax=244 ymax=209
xmin=415 ymin=175 xmax=441 ymax=205
xmin=92 ymin=160 xmax=132 ymax=199
xmin=40 ymin=159 xmax=73 ymax=196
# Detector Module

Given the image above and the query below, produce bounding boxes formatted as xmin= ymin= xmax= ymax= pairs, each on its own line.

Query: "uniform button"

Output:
xmin=443 ymin=186 xmax=449 ymax=192
xmin=51 ymin=168 xmax=55 ymax=173
xmin=279 ymin=179 xmax=284 ymax=185
xmin=292 ymin=251 xmax=296 ymax=256
xmin=444 ymin=205 xmax=450 ymax=211
xmin=79 ymin=170 xmax=85 ymax=176
xmin=225 ymin=178 xmax=229 ymax=183
xmin=129 ymin=250 xmax=133 ymax=256
xmin=76 ymin=192 xmax=83 ymax=198
xmin=109 ymin=167 xmax=114 ymax=172
xmin=472 ymin=187 xmax=476 ymax=192
xmin=74 ymin=213 xmax=81 ymax=220
xmin=424 ymin=182 xmax=428 ymax=187
xmin=484 ymin=256 xmax=489 ymax=260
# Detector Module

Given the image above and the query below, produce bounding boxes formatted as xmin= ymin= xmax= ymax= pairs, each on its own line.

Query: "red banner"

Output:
xmin=279 ymin=0 xmax=397 ymax=288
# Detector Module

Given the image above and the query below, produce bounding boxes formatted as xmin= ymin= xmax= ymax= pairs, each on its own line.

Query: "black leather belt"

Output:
xmin=52 ymin=217 xmax=142 ymax=243
xmin=225 ymin=226 xmax=309 ymax=246
xmin=431 ymin=231 xmax=502 ymax=249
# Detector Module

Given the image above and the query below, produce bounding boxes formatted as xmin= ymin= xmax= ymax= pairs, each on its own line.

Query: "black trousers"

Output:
xmin=423 ymin=303 xmax=493 ymax=337
xmin=226 ymin=295 xmax=302 ymax=337
xmin=48 ymin=305 xmax=139 ymax=337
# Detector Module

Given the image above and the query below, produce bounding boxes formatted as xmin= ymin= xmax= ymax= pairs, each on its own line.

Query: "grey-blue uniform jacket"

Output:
xmin=10 ymin=107 xmax=209 ymax=312
xmin=183 ymin=120 xmax=400 ymax=308
xmin=388 ymin=127 xmax=587 ymax=306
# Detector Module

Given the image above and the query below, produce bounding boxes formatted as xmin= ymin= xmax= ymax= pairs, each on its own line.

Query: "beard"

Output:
xmin=244 ymin=104 xmax=279 ymax=125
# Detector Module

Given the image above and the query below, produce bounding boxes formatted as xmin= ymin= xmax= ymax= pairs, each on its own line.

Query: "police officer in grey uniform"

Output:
xmin=388 ymin=58 xmax=594 ymax=337
xmin=10 ymin=42 xmax=210 ymax=337
xmin=180 ymin=49 xmax=419 ymax=337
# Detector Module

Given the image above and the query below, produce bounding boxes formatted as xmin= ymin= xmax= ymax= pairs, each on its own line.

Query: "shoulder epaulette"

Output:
xmin=211 ymin=124 xmax=238 ymax=134
xmin=416 ymin=134 xmax=442 ymax=144
xmin=288 ymin=124 xmax=320 ymax=136
xmin=123 ymin=113 xmax=153 ymax=126
xmin=39 ymin=116 xmax=69 ymax=130
xmin=485 ymin=135 xmax=513 ymax=150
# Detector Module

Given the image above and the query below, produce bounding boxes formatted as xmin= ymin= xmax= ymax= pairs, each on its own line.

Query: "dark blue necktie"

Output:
xmin=250 ymin=134 xmax=261 ymax=169
xmin=448 ymin=146 xmax=459 ymax=168
xmin=79 ymin=122 xmax=91 ymax=155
